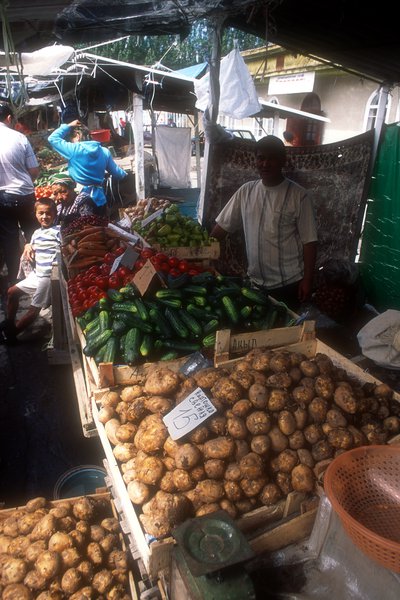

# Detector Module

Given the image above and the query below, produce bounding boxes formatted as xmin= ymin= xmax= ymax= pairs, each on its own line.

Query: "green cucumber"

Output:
xmin=183 ymin=285 xmax=208 ymax=296
xmin=155 ymin=297 xmax=182 ymax=309
xmin=83 ymin=329 xmax=113 ymax=356
xmin=98 ymin=310 xmax=110 ymax=332
xmin=160 ymin=350 xmax=180 ymax=361
xmin=240 ymin=305 xmax=253 ymax=319
xmin=202 ymin=332 xmax=216 ymax=348
xmin=124 ymin=327 xmax=141 ymax=364
xmin=203 ymin=318 xmax=219 ymax=335
xmin=107 ymin=288 xmax=124 ymax=302
xmin=164 ymin=308 xmax=189 ymax=338
xmin=192 ymin=295 xmax=207 ymax=307
xmin=83 ymin=315 xmax=100 ymax=335
xmin=119 ymin=285 xmax=137 ymax=299
xmin=103 ymin=336 xmax=118 ymax=363
xmin=186 ymin=303 xmax=218 ymax=321
xmin=111 ymin=301 xmax=138 ymax=313
xmin=241 ymin=287 xmax=269 ymax=305
xmin=139 ymin=333 xmax=153 ymax=357
xmin=162 ymin=339 xmax=202 ymax=353
xmin=179 ymin=309 xmax=203 ymax=337
xmin=134 ymin=297 xmax=149 ymax=321
xmin=149 ymin=308 xmax=174 ymax=338
xmin=190 ymin=272 xmax=215 ymax=284
xmin=155 ymin=289 xmax=183 ymax=299
xmin=94 ymin=343 xmax=108 ymax=364
xmin=221 ymin=296 xmax=239 ymax=324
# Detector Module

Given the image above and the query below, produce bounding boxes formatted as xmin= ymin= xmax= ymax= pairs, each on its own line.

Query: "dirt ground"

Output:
xmin=0 ymin=273 xmax=104 ymax=508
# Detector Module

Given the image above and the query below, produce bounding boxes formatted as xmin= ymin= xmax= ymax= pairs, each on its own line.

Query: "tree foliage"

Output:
xmin=92 ymin=19 xmax=264 ymax=69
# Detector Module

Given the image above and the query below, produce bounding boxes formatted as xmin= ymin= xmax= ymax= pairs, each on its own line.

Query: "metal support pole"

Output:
xmin=133 ymin=93 xmax=145 ymax=201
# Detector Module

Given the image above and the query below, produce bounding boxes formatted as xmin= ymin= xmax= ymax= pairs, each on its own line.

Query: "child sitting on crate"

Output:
xmin=0 ymin=197 xmax=61 ymax=344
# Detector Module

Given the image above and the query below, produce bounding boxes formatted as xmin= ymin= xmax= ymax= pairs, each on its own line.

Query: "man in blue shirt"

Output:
xmin=48 ymin=120 xmax=128 ymax=209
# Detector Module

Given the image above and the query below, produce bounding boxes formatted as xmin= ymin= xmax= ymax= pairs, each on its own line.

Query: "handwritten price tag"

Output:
xmin=163 ymin=387 xmax=216 ymax=440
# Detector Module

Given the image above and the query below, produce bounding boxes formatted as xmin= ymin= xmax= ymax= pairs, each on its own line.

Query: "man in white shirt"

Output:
xmin=0 ymin=102 xmax=40 ymax=286
xmin=211 ymin=135 xmax=318 ymax=311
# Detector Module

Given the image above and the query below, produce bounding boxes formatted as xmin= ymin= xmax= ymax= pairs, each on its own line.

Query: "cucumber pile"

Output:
xmin=77 ymin=273 xmax=293 ymax=366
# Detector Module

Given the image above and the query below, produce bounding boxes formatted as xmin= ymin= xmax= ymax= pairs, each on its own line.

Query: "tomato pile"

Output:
xmin=35 ymin=185 xmax=53 ymax=200
xmin=67 ymin=246 xmax=205 ymax=317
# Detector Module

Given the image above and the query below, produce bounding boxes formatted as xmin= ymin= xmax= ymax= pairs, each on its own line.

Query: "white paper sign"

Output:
xmin=141 ymin=208 xmax=164 ymax=228
xmin=163 ymin=387 xmax=216 ymax=440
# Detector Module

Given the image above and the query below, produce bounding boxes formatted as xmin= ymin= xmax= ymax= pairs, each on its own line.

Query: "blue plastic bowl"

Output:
xmin=54 ymin=465 xmax=107 ymax=499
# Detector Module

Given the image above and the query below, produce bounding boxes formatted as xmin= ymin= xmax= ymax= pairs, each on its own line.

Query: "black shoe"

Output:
xmin=0 ymin=320 xmax=18 ymax=345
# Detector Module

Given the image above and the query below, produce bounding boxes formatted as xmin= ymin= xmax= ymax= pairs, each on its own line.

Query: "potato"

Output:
xmin=98 ymin=405 xmax=115 ymax=424
xmin=172 ymin=469 xmax=194 ymax=492
xmin=299 ymin=360 xmax=319 ymax=378
xmin=266 ymin=388 xmax=287 ymax=412
xmin=86 ymin=542 xmax=103 ymax=566
xmin=211 ymin=377 xmax=244 ymax=404
xmin=251 ymin=350 xmax=273 ymax=371
xmin=297 ymin=448 xmax=315 ymax=468
xmin=191 ymin=465 xmax=206 ymax=483
xmin=260 ymin=483 xmax=282 ymax=506
xmin=373 ymin=383 xmax=393 ymax=399
xmin=76 ymin=561 xmax=94 ymax=583
xmin=193 ymin=367 xmax=224 ymax=389
xmin=2 ymin=557 xmax=28 ymax=584
xmin=208 ymin=415 xmax=227 ymax=436
xmin=334 ymin=386 xmax=359 ymax=414
xmin=100 ymin=390 xmax=120 ymax=407
xmin=160 ymin=472 xmax=177 ymax=493
xmin=127 ymin=480 xmax=151 ymax=505
xmin=75 ymin=521 xmax=90 ymax=537
xmin=164 ymin=436 xmax=179 ymax=457
xmin=125 ymin=398 xmax=147 ymax=423
xmin=144 ymin=368 xmax=180 ymax=396
xmin=69 ymin=586 xmax=94 ymax=599
xmin=204 ymin=459 xmax=225 ymax=480
xmin=188 ymin=426 xmax=209 ymax=444
xmin=140 ymin=492 xmax=192 ymax=537
xmin=266 ymin=373 xmax=292 ymax=389
xmin=195 ymin=480 xmax=224 ymax=503
xmin=99 ymin=534 xmax=118 ymax=555
xmin=223 ymin=481 xmax=243 ymax=505
xmin=0 ymin=534 xmax=11 ymax=554
xmin=227 ymin=416 xmax=248 ymax=439
xmin=48 ymin=531 xmax=72 ymax=553
xmin=8 ymin=536 xmax=30 ymax=558
xmin=70 ymin=530 xmax=86 ymax=550
xmin=2 ymin=583 xmax=33 ymax=600
xmin=327 ymin=427 xmax=354 ymax=449
xmin=115 ymin=423 xmax=137 ymax=443
xmin=235 ymin=499 xmax=256 ymax=514
xmin=104 ymin=418 xmax=121 ymax=445
xmin=269 ymin=352 xmax=292 ymax=373
xmin=35 ymin=551 xmax=60 ymax=580
xmin=134 ymin=414 xmax=169 ymax=453
xmin=276 ymin=449 xmax=298 ymax=473
xmin=308 ymin=397 xmax=329 ymax=423
xmin=292 ymin=386 xmax=314 ymax=406
xmin=300 ymin=377 xmax=316 ymax=391
xmin=231 ymin=399 xmax=252 ymax=418
xmin=196 ymin=503 xmax=220 ymax=517
xmin=288 ymin=430 xmax=306 ymax=450
xmin=163 ymin=457 xmax=176 ymax=471
xmin=136 ymin=455 xmax=164 ymax=485
xmin=26 ymin=498 xmax=47 ymax=513
xmin=315 ymin=353 xmax=334 ymax=374
xmin=311 ymin=439 xmax=334 ymax=461
xmin=203 ymin=437 xmax=235 ymax=460
xmin=176 ymin=377 xmax=198 ymax=402
xmin=24 ymin=540 xmax=47 ymax=564
xmin=239 ymin=453 xmax=264 ymax=479
xmin=89 ymin=525 xmax=106 ymax=543
xmin=113 ymin=442 xmax=137 ymax=463
xmin=304 ymin=424 xmax=324 ymax=445
xmin=278 ymin=410 xmax=296 ymax=435
xmin=314 ymin=375 xmax=335 ymax=400
xmin=246 ymin=411 xmax=271 ymax=435
xmin=2 ymin=515 xmax=19 ymax=537
xmin=268 ymin=426 xmax=289 ymax=453
xmin=326 ymin=407 xmax=348 ymax=428
xmin=248 ymin=383 xmax=269 ymax=408
xmin=234 ymin=439 xmax=250 ymax=461
xmin=288 ymin=367 xmax=303 ymax=385
xmin=73 ymin=497 xmax=98 ymax=522
xmin=383 ymin=416 xmax=400 ymax=435
xmin=230 ymin=368 xmax=255 ymax=390
xmin=291 ymin=464 xmax=315 ymax=493
xmin=276 ymin=472 xmax=293 ymax=495
xmin=92 ymin=569 xmax=113 ymax=595
xmin=17 ymin=513 xmax=42 ymax=536
xmin=36 ymin=592 xmax=63 ymax=600
xmin=174 ymin=444 xmax=202 ymax=470
xmin=224 ymin=462 xmax=242 ymax=481
xmin=240 ymin=477 xmax=267 ymax=498
xmin=48 ymin=505 xmax=70 ymax=519
xmin=61 ymin=568 xmax=82 ymax=594
xmin=293 ymin=407 xmax=308 ymax=430
xmin=144 ymin=395 xmax=173 ymax=415
xmin=30 ymin=514 xmax=56 ymax=541
xmin=219 ymin=499 xmax=238 ymax=519
xmin=251 ymin=435 xmax=271 ymax=456
xmin=120 ymin=385 xmax=143 ymax=402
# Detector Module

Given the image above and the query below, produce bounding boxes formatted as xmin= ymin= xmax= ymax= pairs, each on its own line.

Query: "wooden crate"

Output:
xmin=0 ymin=491 xmax=138 ymax=599
xmin=92 ymin=399 xmax=318 ymax=581
xmin=47 ymin=262 xmax=70 ymax=364
xmin=214 ymin=320 xmax=315 ymax=367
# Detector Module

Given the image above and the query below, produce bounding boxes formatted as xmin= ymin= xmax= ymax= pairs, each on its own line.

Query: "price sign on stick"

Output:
xmin=163 ymin=387 xmax=216 ymax=440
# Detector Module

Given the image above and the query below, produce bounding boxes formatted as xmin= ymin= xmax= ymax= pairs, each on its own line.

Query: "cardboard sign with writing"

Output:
xmin=163 ymin=387 xmax=216 ymax=440
xmin=132 ymin=259 xmax=165 ymax=296
xmin=110 ymin=245 xmax=139 ymax=275
xmin=141 ymin=208 xmax=164 ymax=228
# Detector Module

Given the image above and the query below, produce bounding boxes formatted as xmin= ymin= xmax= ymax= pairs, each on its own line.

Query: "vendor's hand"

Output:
xmin=68 ymin=119 xmax=81 ymax=127
xmin=22 ymin=243 xmax=34 ymax=261
xmin=298 ymin=278 xmax=313 ymax=303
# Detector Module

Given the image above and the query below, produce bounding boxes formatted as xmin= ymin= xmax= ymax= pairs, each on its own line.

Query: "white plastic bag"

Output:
xmin=194 ymin=48 xmax=261 ymax=119
xmin=357 ymin=309 xmax=400 ymax=369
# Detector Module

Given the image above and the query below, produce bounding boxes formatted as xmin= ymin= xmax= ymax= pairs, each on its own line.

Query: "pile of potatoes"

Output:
xmin=98 ymin=349 xmax=400 ymax=539
xmin=0 ymin=495 xmax=131 ymax=599
xmin=123 ymin=198 xmax=171 ymax=226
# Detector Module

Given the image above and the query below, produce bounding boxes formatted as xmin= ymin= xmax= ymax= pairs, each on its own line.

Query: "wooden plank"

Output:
xmin=50 ymin=264 xmax=68 ymax=353
xmin=249 ymin=508 xmax=318 ymax=554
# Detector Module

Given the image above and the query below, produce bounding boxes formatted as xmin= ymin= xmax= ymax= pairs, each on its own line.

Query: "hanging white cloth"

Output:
xmin=155 ymin=126 xmax=191 ymax=188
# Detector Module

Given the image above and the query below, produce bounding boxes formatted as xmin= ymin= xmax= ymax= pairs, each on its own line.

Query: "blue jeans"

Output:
xmin=0 ymin=191 xmax=36 ymax=285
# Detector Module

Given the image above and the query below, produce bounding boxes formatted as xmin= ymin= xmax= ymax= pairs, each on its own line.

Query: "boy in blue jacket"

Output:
xmin=48 ymin=120 xmax=128 ymax=209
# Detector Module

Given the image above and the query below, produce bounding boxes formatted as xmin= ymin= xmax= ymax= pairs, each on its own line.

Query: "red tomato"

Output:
xmin=114 ymin=246 xmax=125 ymax=257
xmin=104 ymin=252 xmax=116 ymax=265
xmin=94 ymin=275 xmax=109 ymax=290
xmin=108 ymin=274 xmax=120 ymax=289
xmin=178 ymin=260 xmax=190 ymax=272
xmin=141 ymin=248 xmax=155 ymax=259
xmin=159 ymin=262 xmax=170 ymax=273
xmin=77 ymin=289 xmax=87 ymax=303
xmin=123 ymin=274 xmax=134 ymax=286
xmin=117 ymin=265 xmax=131 ymax=279
xmin=188 ymin=268 xmax=200 ymax=276
xmin=72 ymin=306 xmax=82 ymax=317
xmin=87 ymin=265 xmax=100 ymax=276
xmin=169 ymin=268 xmax=181 ymax=277
xmin=155 ymin=252 xmax=168 ymax=262
xmin=135 ymin=259 xmax=146 ymax=271
xmin=168 ymin=256 xmax=180 ymax=268
xmin=99 ymin=263 xmax=111 ymax=276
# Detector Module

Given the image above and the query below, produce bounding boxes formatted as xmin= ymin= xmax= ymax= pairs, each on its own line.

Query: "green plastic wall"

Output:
xmin=360 ymin=123 xmax=400 ymax=310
